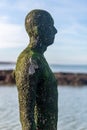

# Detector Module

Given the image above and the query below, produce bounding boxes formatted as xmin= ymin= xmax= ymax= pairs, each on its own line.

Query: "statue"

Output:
xmin=15 ymin=9 xmax=58 ymax=130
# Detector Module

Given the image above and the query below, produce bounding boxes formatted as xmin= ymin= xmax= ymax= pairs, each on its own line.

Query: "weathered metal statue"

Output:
xmin=15 ymin=9 xmax=58 ymax=130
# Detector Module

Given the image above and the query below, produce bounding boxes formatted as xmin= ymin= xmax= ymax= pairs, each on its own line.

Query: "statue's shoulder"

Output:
xmin=16 ymin=47 xmax=34 ymax=64
xmin=17 ymin=47 xmax=31 ymax=60
xmin=15 ymin=47 xmax=32 ymax=70
xmin=16 ymin=48 xmax=42 ymax=69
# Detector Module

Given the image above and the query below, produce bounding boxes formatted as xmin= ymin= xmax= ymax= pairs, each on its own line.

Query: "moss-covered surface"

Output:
xmin=15 ymin=9 xmax=58 ymax=130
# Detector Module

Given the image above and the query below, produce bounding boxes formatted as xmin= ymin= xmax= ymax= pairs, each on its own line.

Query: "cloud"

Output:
xmin=0 ymin=16 xmax=9 ymax=23
xmin=0 ymin=0 xmax=87 ymax=64
xmin=11 ymin=0 xmax=47 ymax=12
xmin=57 ymin=21 xmax=87 ymax=47
xmin=0 ymin=21 xmax=28 ymax=48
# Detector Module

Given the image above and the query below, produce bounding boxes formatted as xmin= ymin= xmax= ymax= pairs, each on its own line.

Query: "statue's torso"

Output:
xmin=15 ymin=47 xmax=58 ymax=130
xmin=15 ymin=47 xmax=57 ymax=89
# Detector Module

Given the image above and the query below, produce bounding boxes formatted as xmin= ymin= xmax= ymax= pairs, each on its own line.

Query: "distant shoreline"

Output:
xmin=0 ymin=70 xmax=87 ymax=86
xmin=0 ymin=62 xmax=16 ymax=64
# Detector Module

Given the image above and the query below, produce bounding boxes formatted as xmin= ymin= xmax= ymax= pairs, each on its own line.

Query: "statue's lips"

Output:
xmin=51 ymin=36 xmax=55 ymax=41
xmin=48 ymin=35 xmax=55 ymax=40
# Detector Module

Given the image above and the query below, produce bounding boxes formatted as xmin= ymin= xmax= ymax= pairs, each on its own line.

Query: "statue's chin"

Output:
xmin=47 ymin=37 xmax=55 ymax=46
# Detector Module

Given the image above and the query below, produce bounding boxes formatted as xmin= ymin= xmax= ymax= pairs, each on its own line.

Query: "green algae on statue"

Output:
xmin=15 ymin=9 xmax=58 ymax=130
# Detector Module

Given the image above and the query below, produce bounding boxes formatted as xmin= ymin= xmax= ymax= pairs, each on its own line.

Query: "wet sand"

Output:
xmin=0 ymin=70 xmax=87 ymax=86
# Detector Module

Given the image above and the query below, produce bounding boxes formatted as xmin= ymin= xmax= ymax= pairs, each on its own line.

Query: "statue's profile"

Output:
xmin=15 ymin=9 xmax=58 ymax=130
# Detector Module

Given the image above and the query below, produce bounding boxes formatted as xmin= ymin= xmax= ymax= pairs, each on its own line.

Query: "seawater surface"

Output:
xmin=0 ymin=86 xmax=21 ymax=130
xmin=58 ymin=86 xmax=87 ymax=130
xmin=0 ymin=63 xmax=87 ymax=73
xmin=0 ymin=86 xmax=87 ymax=130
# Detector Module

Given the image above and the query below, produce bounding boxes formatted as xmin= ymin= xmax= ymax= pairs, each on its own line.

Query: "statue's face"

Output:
xmin=25 ymin=10 xmax=57 ymax=47
xmin=42 ymin=19 xmax=57 ymax=46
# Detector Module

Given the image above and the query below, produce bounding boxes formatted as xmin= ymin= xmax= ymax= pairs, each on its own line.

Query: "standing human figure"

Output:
xmin=15 ymin=9 xmax=58 ymax=130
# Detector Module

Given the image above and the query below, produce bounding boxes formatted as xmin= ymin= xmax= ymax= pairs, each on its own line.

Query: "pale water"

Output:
xmin=0 ymin=86 xmax=87 ymax=130
xmin=50 ymin=64 xmax=87 ymax=73
xmin=0 ymin=64 xmax=15 ymax=70
xmin=0 ymin=64 xmax=87 ymax=73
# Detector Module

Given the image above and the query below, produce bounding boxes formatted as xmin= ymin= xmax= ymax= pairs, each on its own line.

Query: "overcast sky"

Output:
xmin=0 ymin=0 xmax=87 ymax=65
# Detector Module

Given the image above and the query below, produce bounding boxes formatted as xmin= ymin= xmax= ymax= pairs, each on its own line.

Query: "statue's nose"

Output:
xmin=54 ymin=26 xmax=57 ymax=34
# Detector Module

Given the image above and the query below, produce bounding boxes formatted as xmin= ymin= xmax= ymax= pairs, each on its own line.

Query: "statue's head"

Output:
xmin=25 ymin=9 xmax=57 ymax=48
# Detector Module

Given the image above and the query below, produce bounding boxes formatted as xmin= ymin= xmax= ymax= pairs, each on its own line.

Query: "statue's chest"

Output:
xmin=36 ymin=60 xmax=57 ymax=102
xmin=40 ymin=57 xmax=57 ymax=87
xmin=43 ymin=65 xmax=57 ymax=86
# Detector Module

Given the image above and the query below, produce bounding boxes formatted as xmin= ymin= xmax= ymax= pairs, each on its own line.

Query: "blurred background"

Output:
xmin=0 ymin=0 xmax=87 ymax=65
xmin=0 ymin=0 xmax=87 ymax=130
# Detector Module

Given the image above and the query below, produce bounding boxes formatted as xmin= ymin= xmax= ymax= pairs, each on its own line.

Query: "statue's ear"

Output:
xmin=32 ymin=26 xmax=39 ymax=37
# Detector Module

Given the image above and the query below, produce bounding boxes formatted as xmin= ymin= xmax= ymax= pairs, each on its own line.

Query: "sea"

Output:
xmin=0 ymin=63 xmax=87 ymax=73
xmin=0 ymin=63 xmax=87 ymax=130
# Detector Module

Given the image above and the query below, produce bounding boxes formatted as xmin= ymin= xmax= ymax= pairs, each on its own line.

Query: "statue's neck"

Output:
xmin=28 ymin=37 xmax=47 ymax=54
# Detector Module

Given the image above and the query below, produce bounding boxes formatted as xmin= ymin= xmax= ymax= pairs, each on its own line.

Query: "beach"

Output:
xmin=0 ymin=69 xmax=87 ymax=86
xmin=1 ymin=85 xmax=87 ymax=130
xmin=0 ymin=64 xmax=87 ymax=130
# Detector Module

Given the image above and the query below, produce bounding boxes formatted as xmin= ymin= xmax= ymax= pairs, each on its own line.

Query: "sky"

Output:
xmin=0 ymin=0 xmax=87 ymax=65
